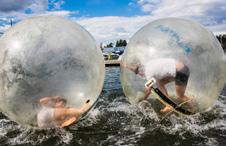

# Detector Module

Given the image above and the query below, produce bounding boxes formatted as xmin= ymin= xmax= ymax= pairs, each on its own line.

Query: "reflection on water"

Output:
xmin=0 ymin=67 xmax=226 ymax=146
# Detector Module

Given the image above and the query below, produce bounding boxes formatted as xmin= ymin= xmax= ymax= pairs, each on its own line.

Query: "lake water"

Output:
xmin=0 ymin=66 xmax=226 ymax=146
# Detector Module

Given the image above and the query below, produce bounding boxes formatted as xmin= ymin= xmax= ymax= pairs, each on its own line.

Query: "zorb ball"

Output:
xmin=121 ymin=18 xmax=226 ymax=114
xmin=0 ymin=16 xmax=105 ymax=127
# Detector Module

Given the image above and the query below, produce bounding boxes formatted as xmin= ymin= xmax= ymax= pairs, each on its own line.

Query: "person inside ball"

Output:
xmin=121 ymin=58 xmax=191 ymax=113
xmin=37 ymin=96 xmax=91 ymax=128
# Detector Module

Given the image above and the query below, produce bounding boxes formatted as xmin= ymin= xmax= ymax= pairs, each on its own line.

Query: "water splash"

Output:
xmin=0 ymin=67 xmax=225 ymax=146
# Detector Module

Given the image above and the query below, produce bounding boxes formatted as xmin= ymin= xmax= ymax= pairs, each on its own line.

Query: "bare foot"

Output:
xmin=180 ymin=96 xmax=193 ymax=111
xmin=160 ymin=106 xmax=172 ymax=113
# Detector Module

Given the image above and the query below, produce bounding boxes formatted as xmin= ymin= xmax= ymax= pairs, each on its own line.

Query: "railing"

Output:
xmin=105 ymin=60 xmax=120 ymax=67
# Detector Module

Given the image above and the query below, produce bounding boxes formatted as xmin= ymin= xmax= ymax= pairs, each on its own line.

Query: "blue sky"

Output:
xmin=59 ymin=0 xmax=145 ymax=17
xmin=0 ymin=0 xmax=226 ymax=43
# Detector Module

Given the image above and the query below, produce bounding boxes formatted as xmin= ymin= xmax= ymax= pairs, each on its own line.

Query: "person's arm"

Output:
xmin=143 ymin=86 xmax=152 ymax=100
xmin=137 ymin=87 xmax=152 ymax=103
xmin=59 ymin=100 xmax=91 ymax=128
xmin=121 ymin=61 xmax=138 ymax=73
xmin=59 ymin=117 xmax=77 ymax=128
xmin=121 ymin=61 xmax=145 ymax=77
xmin=39 ymin=97 xmax=52 ymax=105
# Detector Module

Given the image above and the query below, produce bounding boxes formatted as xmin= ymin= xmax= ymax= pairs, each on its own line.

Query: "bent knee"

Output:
xmin=159 ymin=77 xmax=174 ymax=85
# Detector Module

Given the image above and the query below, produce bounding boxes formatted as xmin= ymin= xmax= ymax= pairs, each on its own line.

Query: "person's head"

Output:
xmin=55 ymin=98 xmax=67 ymax=108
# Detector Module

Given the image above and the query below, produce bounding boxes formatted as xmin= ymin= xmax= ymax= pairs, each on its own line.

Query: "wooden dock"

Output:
xmin=105 ymin=60 xmax=120 ymax=67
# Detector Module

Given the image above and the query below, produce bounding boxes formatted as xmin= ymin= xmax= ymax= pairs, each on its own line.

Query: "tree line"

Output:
xmin=103 ymin=36 xmax=226 ymax=52
xmin=104 ymin=39 xmax=127 ymax=48
xmin=216 ymin=34 xmax=226 ymax=52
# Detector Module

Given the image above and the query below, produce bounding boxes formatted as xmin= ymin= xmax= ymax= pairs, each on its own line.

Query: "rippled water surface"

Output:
xmin=0 ymin=67 xmax=226 ymax=146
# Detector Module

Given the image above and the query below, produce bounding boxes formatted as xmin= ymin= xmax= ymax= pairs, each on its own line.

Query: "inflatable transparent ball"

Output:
xmin=121 ymin=18 xmax=226 ymax=114
xmin=0 ymin=16 xmax=105 ymax=126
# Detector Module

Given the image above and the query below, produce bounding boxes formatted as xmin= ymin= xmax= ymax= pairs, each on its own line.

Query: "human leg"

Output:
xmin=175 ymin=84 xmax=193 ymax=111
xmin=158 ymin=77 xmax=175 ymax=113
xmin=54 ymin=101 xmax=91 ymax=128
xmin=54 ymin=107 xmax=80 ymax=128
xmin=175 ymin=62 xmax=192 ymax=109
xmin=175 ymin=84 xmax=189 ymax=101
xmin=175 ymin=62 xmax=190 ymax=101
xmin=158 ymin=76 xmax=174 ymax=96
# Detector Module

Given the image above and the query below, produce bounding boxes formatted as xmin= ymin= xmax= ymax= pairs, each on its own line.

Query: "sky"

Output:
xmin=0 ymin=0 xmax=226 ymax=43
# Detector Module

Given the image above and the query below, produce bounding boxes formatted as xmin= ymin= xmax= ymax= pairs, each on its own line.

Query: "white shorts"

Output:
xmin=37 ymin=107 xmax=56 ymax=128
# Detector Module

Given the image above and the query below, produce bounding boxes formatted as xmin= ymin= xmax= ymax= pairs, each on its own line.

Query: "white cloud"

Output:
xmin=133 ymin=0 xmax=226 ymax=35
xmin=28 ymin=0 xmax=48 ymax=14
xmin=1 ymin=0 xmax=225 ymax=42
xmin=0 ymin=0 xmax=33 ymax=12
xmin=75 ymin=16 xmax=153 ymax=43
xmin=137 ymin=0 xmax=161 ymax=12
xmin=208 ymin=21 xmax=226 ymax=35
xmin=135 ymin=0 xmax=226 ymax=25
xmin=0 ymin=0 xmax=75 ymax=33
xmin=0 ymin=0 xmax=48 ymax=14
xmin=0 ymin=0 xmax=67 ymax=16
xmin=49 ymin=0 xmax=65 ymax=10
xmin=39 ymin=10 xmax=79 ymax=17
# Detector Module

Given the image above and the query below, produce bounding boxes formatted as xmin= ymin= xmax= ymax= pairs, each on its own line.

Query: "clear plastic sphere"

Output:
xmin=121 ymin=18 xmax=226 ymax=114
xmin=0 ymin=16 xmax=105 ymax=126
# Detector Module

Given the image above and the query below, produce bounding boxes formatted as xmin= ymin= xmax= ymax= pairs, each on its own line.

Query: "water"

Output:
xmin=0 ymin=67 xmax=226 ymax=146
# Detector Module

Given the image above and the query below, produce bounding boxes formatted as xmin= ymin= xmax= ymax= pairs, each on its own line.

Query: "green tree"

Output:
xmin=122 ymin=40 xmax=127 ymax=46
xmin=116 ymin=39 xmax=127 ymax=47
xmin=105 ymin=42 xmax=113 ymax=48
xmin=216 ymin=34 xmax=226 ymax=52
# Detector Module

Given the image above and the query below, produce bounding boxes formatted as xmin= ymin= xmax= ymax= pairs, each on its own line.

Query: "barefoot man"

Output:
xmin=121 ymin=58 xmax=190 ymax=113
